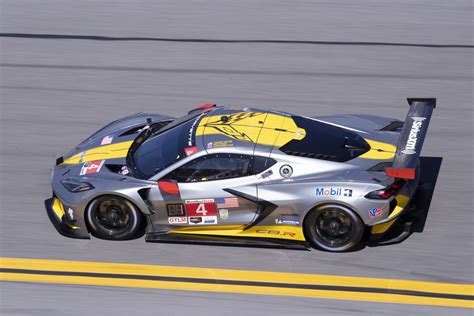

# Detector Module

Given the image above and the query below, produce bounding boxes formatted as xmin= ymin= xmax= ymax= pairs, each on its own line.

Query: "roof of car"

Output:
xmin=186 ymin=106 xmax=369 ymax=163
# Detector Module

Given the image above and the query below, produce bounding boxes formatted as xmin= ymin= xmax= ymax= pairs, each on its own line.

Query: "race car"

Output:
xmin=46 ymin=98 xmax=436 ymax=252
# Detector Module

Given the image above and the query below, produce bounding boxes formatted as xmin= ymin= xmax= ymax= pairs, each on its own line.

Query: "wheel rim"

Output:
xmin=314 ymin=208 xmax=353 ymax=248
xmin=94 ymin=199 xmax=132 ymax=235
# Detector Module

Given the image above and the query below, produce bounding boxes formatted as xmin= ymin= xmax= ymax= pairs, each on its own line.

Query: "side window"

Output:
xmin=165 ymin=154 xmax=253 ymax=183
xmin=252 ymin=156 xmax=277 ymax=174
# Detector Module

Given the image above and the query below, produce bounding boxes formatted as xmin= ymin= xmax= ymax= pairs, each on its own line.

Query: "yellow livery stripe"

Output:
xmin=62 ymin=141 xmax=133 ymax=165
xmin=171 ymin=225 xmax=305 ymax=241
xmin=388 ymin=194 xmax=410 ymax=219
xmin=51 ymin=198 xmax=65 ymax=220
xmin=359 ymin=139 xmax=396 ymax=160
xmin=196 ymin=111 xmax=306 ymax=147
xmin=371 ymin=218 xmax=397 ymax=234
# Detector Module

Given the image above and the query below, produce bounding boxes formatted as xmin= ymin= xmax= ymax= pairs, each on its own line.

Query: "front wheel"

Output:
xmin=85 ymin=195 xmax=143 ymax=240
xmin=304 ymin=204 xmax=364 ymax=252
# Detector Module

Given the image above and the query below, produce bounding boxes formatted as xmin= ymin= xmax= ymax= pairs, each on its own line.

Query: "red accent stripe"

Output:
xmin=385 ymin=168 xmax=416 ymax=179
xmin=197 ymin=103 xmax=216 ymax=109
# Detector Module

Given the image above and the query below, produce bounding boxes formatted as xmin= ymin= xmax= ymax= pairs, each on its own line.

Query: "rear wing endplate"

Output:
xmin=385 ymin=98 xmax=436 ymax=179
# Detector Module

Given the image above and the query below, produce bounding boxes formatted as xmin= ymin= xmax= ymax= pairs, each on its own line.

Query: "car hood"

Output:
xmin=58 ymin=112 xmax=174 ymax=175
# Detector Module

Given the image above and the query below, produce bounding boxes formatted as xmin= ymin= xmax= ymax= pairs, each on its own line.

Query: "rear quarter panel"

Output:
xmin=257 ymin=179 xmax=392 ymax=226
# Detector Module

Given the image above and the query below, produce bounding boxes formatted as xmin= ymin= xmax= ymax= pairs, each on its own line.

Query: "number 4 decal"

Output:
xmin=195 ymin=203 xmax=208 ymax=216
xmin=185 ymin=199 xmax=217 ymax=217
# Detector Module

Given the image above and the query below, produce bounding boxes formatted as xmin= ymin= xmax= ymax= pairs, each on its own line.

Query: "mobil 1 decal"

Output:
xmin=315 ymin=187 xmax=353 ymax=197
xmin=185 ymin=199 xmax=218 ymax=225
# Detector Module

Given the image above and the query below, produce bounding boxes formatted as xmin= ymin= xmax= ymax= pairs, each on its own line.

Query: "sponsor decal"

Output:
xmin=101 ymin=135 xmax=113 ymax=145
xmin=207 ymin=140 xmax=233 ymax=149
xmin=315 ymin=187 xmax=353 ymax=197
xmin=186 ymin=199 xmax=218 ymax=225
xmin=168 ymin=217 xmax=188 ymax=224
xmin=256 ymin=229 xmax=296 ymax=238
xmin=401 ymin=117 xmax=426 ymax=155
xmin=80 ymin=160 xmax=105 ymax=175
xmin=279 ymin=165 xmax=293 ymax=178
xmin=368 ymin=208 xmax=383 ymax=218
xmin=343 ymin=189 xmax=353 ymax=197
xmin=203 ymin=217 xmax=217 ymax=224
xmin=184 ymin=146 xmax=198 ymax=156
xmin=189 ymin=217 xmax=202 ymax=224
xmin=67 ymin=208 xmax=74 ymax=221
xmin=219 ymin=209 xmax=229 ymax=220
xmin=216 ymin=197 xmax=239 ymax=209
xmin=78 ymin=151 xmax=87 ymax=164
xmin=188 ymin=216 xmax=217 ymax=225
xmin=187 ymin=112 xmax=206 ymax=146
xmin=185 ymin=199 xmax=217 ymax=215
xmin=166 ymin=204 xmax=186 ymax=216
xmin=275 ymin=214 xmax=300 ymax=225
xmin=120 ymin=166 xmax=130 ymax=175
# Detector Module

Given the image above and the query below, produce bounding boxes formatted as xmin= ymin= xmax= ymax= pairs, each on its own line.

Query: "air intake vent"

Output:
xmin=380 ymin=121 xmax=404 ymax=131
xmin=281 ymin=150 xmax=337 ymax=161
xmin=105 ymin=164 xmax=125 ymax=173
xmin=368 ymin=162 xmax=393 ymax=172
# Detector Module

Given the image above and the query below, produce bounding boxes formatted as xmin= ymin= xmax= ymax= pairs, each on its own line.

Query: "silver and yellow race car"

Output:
xmin=46 ymin=98 xmax=436 ymax=252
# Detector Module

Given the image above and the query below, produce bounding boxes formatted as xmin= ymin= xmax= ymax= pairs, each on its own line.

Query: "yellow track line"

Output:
xmin=1 ymin=258 xmax=472 ymax=309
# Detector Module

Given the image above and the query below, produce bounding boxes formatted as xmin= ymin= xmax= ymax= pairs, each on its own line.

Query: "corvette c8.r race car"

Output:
xmin=46 ymin=98 xmax=436 ymax=252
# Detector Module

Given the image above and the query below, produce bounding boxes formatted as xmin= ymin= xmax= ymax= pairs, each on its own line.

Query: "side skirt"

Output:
xmin=146 ymin=232 xmax=310 ymax=250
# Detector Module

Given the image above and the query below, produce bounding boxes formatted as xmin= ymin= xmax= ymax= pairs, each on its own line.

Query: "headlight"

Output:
xmin=60 ymin=179 xmax=95 ymax=192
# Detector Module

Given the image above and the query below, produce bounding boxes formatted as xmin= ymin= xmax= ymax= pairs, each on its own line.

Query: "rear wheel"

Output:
xmin=304 ymin=204 xmax=364 ymax=252
xmin=86 ymin=195 xmax=143 ymax=240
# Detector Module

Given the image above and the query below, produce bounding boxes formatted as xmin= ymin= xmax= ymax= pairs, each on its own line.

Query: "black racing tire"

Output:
xmin=85 ymin=195 xmax=143 ymax=240
xmin=304 ymin=204 xmax=365 ymax=252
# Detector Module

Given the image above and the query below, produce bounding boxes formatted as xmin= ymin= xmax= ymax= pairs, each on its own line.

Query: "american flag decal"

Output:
xmin=216 ymin=197 xmax=239 ymax=208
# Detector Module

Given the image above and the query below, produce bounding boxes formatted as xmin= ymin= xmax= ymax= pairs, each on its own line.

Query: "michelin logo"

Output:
xmin=402 ymin=117 xmax=426 ymax=155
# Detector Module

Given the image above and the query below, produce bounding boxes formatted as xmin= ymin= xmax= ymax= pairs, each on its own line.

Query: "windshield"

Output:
xmin=132 ymin=119 xmax=197 ymax=179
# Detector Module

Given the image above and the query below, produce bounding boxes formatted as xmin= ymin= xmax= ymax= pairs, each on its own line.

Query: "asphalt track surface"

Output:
xmin=0 ymin=0 xmax=473 ymax=315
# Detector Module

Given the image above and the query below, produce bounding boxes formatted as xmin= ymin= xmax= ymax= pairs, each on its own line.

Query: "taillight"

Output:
xmin=365 ymin=179 xmax=405 ymax=200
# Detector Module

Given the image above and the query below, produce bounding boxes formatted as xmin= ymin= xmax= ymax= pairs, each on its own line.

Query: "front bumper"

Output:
xmin=45 ymin=197 xmax=90 ymax=239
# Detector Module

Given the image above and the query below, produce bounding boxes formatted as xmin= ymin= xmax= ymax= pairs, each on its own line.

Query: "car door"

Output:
xmin=158 ymin=153 xmax=260 ymax=227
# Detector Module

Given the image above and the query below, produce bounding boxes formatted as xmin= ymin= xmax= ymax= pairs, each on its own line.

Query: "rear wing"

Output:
xmin=385 ymin=98 xmax=436 ymax=179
